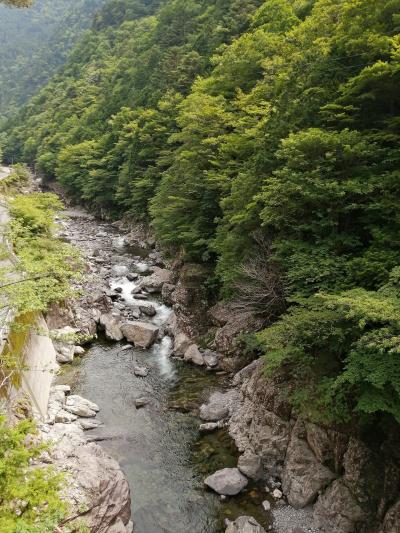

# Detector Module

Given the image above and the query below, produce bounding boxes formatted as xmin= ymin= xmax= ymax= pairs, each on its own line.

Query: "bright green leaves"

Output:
xmin=6 ymin=193 xmax=83 ymax=315
xmin=258 ymin=284 xmax=400 ymax=424
xmin=0 ymin=416 xmax=66 ymax=532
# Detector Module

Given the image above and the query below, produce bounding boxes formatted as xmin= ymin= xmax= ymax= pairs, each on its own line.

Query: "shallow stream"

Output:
xmin=58 ymin=211 xmax=271 ymax=533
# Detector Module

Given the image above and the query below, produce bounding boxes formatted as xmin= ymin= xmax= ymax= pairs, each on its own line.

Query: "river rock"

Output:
xmin=55 ymin=344 xmax=75 ymax=364
xmin=200 ymin=391 xmax=237 ymax=421
xmin=135 ymin=397 xmax=149 ymax=408
xmin=121 ymin=321 xmax=159 ymax=348
xmin=205 ymin=467 xmax=248 ymax=496
xmin=140 ymin=267 xmax=172 ymax=292
xmin=74 ymin=346 xmax=85 ymax=356
xmin=127 ymin=272 xmax=139 ymax=282
xmin=203 ymin=349 xmax=219 ymax=368
xmin=225 ymin=516 xmax=266 ymax=533
xmin=139 ymin=303 xmax=157 ymax=317
xmin=262 ymin=500 xmax=271 ymax=511
xmin=55 ymin=409 xmax=78 ymax=424
xmin=199 ymin=421 xmax=224 ymax=433
xmin=173 ymin=332 xmax=192 ymax=356
xmin=184 ymin=344 xmax=205 ymax=366
xmin=100 ymin=313 xmax=124 ymax=341
xmin=134 ymin=365 xmax=149 ymax=377
xmin=65 ymin=395 xmax=100 ymax=418
xmin=79 ymin=419 xmax=104 ymax=430
xmin=112 ymin=265 xmax=129 ymax=277
xmin=238 ymin=451 xmax=263 ymax=481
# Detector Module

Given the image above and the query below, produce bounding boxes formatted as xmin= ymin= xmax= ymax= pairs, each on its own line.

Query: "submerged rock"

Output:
xmin=225 ymin=516 xmax=266 ymax=533
xmin=204 ymin=467 xmax=248 ymax=496
xmin=200 ymin=390 xmax=238 ymax=421
xmin=121 ymin=321 xmax=159 ymax=348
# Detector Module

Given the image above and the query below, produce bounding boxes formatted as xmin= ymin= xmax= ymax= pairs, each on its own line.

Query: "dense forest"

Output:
xmin=2 ymin=0 xmax=400 ymax=432
xmin=0 ymin=0 xmax=107 ymax=122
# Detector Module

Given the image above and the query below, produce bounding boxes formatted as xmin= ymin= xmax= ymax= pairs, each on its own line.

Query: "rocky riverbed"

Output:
xmin=45 ymin=208 xmax=285 ymax=533
xmin=41 ymin=203 xmax=385 ymax=533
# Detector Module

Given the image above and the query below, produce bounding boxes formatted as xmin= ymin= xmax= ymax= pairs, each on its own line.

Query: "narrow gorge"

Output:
xmin=1 ymin=0 xmax=400 ymax=532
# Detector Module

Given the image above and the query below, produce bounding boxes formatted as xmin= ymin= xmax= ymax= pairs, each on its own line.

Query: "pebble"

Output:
xmin=273 ymin=489 xmax=283 ymax=499
xmin=135 ymin=397 xmax=149 ymax=408
xmin=262 ymin=500 xmax=271 ymax=511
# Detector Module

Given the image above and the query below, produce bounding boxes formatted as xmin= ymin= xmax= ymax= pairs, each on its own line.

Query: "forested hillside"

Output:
xmin=0 ymin=0 xmax=107 ymax=122
xmin=3 ymin=0 xmax=400 ymax=430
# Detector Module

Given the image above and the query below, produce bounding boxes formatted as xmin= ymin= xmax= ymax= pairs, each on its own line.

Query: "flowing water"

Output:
xmin=58 ymin=212 xmax=271 ymax=533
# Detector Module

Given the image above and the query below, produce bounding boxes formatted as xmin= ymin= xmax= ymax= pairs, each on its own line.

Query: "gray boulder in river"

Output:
xmin=204 ymin=467 xmax=248 ymax=495
xmin=121 ymin=321 xmax=159 ymax=348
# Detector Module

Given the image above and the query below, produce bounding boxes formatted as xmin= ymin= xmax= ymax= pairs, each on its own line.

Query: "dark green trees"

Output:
xmin=3 ymin=0 xmax=400 ymax=426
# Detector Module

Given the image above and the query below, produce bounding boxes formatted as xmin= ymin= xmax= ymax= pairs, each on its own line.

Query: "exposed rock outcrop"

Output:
xmin=43 ymin=422 xmax=132 ymax=533
xmin=228 ymin=360 xmax=400 ymax=533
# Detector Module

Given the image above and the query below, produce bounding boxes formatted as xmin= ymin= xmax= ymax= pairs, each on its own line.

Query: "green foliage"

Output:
xmin=3 ymin=0 xmax=400 ymax=428
xmin=0 ymin=164 xmax=30 ymax=194
xmin=0 ymin=416 xmax=66 ymax=532
xmin=258 ymin=280 xmax=400 ymax=424
xmin=0 ymin=0 xmax=107 ymax=122
xmin=6 ymin=193 xmax=83 ymax=315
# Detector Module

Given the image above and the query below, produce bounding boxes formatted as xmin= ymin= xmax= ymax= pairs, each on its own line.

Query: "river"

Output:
xmin=57 ymin=209 xmax=270 ymax=533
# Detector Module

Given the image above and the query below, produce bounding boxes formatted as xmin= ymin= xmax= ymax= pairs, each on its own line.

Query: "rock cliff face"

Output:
xmin=228 ymin=360 xmax=400 ymax=533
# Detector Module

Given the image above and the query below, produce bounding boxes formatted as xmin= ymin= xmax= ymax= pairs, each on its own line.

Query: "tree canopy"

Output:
xmin=3 ymin=0 xmax=400 ymax=428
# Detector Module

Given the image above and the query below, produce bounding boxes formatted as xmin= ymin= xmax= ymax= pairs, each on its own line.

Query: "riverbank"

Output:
xmin=51 ymin=207 xmax=276 ymax=533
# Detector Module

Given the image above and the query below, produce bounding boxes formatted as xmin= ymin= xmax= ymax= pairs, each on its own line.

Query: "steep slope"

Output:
xmin=3 ymin=0 xmax=400 ymax=491
xmin=0 ymin=0 xmax=107 ymax=121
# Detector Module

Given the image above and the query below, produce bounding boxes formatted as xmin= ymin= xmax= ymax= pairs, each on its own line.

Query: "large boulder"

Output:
xmin=121 ymin=321 xmax=159 ymax=348
xmin=204 ymin=467 xmax=248 ymax=496
xmin=100 ymin=313 xmax=124 ymax=341
xmin=140 ymin=267 xmax=172 ymax=292
xmin=184 ymin=344 xmax=205 ymax=366
xmin=173 ymin=332 xmax=192 ymax=356
xmin=313 ymin=479 xmax=367 ymax=532
xmin=200 ymin=390 xmax=238 ymax=422
xmin=225 ymin=516 xmax=266 ymax=533
xmin=237 ymin=451 xmax=263 ymax=481
xmin=282 ymin=428 xmax=336 ymax=508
